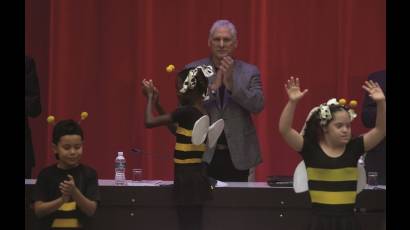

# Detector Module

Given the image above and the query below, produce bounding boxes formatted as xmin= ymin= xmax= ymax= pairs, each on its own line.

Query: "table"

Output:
xmin=25 ymin=179 xmax=386 ymax=230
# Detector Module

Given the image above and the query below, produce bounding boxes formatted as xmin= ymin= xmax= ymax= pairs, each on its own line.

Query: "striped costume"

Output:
xmin=33 ymin=164 xmax=100 ymax=229
xmin=300 ymin=136 xmax=364 ymax=230
xmin=171 ymin=106 xmax=212 ymax=205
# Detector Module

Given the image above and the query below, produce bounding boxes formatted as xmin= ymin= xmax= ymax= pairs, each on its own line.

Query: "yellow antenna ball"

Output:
xmin=349 ymin=100 xmax=358 ymax=108
xmin=166 ymin=64 xmax=175 ymax=73
xmin=47 ymin=116 xmax=55 ymax=124
xmin=81 ymin=112 xmax=89 ymax=120
xmin=338 ymin=98 xmax=347 ymax=106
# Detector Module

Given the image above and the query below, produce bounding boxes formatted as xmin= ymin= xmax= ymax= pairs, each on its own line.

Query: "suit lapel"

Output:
xmin=221 ymin=61 xmax=238 ymax=110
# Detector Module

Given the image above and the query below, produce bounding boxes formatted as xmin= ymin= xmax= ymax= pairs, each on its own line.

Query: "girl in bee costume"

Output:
xmin=142 ymin=65 xmax=223 ymax=230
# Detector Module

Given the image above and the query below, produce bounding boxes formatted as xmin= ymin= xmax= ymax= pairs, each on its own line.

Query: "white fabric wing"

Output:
xmin=191 ymin=115 xmax=210 ymax=145
xmin=293 ymin=161 xmax=309 ymax=193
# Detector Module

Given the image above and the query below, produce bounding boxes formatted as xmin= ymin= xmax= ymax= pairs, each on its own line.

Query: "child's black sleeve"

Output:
xmin=348 ymin=136 xmax=365 ymax=157
xmin=84 ymin=168 xmax=101 ymax=204
xmin=170 ymin=106 xmax=186 ymax=124
xmin=32 ymin=170 xmax=48 ymax=203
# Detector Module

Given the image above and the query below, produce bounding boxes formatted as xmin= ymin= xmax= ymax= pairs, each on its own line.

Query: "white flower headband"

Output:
xmin=318 ymin=98 xmax=358 ymax=126
xmin=179 ymin=65 xmax=214 ymax=94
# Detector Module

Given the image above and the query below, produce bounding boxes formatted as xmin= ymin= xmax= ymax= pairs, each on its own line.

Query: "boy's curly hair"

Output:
xmin=52 ymin=119 xmax=84 ymax=145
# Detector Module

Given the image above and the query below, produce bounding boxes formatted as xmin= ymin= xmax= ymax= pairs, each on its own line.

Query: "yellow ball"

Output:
xmin=81 ymin=112 xmax=89 ymax=120
xmin=338 ymin=98 xmax=347 ymax=106
xmin=47 ymin=116 xmax=55 ymax=124
xmin=166 ymin=64 xmax=175 ymax=73
xmin=349 ymin=100 xmax=358 ymax=108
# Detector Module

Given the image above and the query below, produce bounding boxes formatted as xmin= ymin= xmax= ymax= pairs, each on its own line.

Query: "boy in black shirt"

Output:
xmin=33 ymin=119 xmax=100 ymax=229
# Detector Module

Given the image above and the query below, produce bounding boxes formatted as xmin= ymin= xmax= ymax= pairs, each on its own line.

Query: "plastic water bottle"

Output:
xmin=115 ymin=152 xmax=126 ymax=185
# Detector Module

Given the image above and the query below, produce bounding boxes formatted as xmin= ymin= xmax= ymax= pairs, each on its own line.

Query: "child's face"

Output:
xmin=323 ymin=110 xmax=352 ymax=145
xmin=53 ymin=134 xmax=83 ymax=169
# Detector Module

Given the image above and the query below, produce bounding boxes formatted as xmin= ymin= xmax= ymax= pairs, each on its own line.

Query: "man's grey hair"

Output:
xmin=209 ymin=19 xmax=237 ymax=41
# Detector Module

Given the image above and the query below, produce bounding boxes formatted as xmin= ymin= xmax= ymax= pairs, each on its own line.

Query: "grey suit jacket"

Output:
xmin=186 ymin=57 xmax=264 ymax=170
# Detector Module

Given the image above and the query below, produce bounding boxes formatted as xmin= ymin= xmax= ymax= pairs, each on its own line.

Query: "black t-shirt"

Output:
xmin=299 ymin=136 xmax=364 ymax=212
xmin=32 ymin=164 xmax=100 ymax=229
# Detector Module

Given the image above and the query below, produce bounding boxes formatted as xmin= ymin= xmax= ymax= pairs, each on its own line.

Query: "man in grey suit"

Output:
xmin=185 ymin=20 xmax=264 ymax=182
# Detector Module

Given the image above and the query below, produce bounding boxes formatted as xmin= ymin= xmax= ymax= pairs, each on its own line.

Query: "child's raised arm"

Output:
xmin=361 ymin=80 xmax=386 ymax=152
xmin=144 ymin=80 xmax=178 ymax=133
xmin=142 ymin=79 xmax=173 ymax=128
xmin=278 ymin=76 xmax=309 ymax=152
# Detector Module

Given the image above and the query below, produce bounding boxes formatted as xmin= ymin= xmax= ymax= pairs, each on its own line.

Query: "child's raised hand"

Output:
xmin=284 ymin=76 xmax=308 ymax=102
xmin=141 ymin=79 xmax=155 ymax=97
xmin=147 ymin=80 xmax=160 ymax=104
xmin=362 ymin=80 xmax=385 ymax=102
